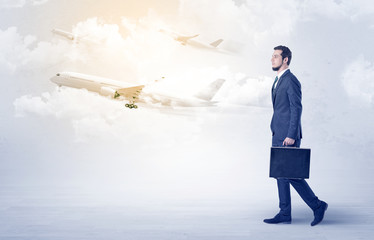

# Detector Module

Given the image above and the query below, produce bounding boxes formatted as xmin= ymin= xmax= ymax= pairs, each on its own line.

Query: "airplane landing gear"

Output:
xmin=125 ymin=103 xmax=138 ymax=109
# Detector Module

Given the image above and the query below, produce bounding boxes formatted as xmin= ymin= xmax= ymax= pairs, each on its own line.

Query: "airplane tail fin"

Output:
xmin=210 ymin=39 xmax=224 ymax=48
xmin=195 ymin=79 xmax=225 ymax=101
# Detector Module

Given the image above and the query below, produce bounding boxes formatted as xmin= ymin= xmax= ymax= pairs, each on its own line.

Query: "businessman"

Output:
xmin=264 ymin=45 xmax=328 ymax=226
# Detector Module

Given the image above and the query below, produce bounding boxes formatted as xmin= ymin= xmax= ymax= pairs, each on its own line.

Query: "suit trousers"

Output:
xmin=272 ymin=138 xmax=321 ymax=215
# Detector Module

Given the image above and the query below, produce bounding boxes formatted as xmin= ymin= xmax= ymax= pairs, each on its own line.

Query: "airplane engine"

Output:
xmin=100 ymin=86 xmax=116 ymax=98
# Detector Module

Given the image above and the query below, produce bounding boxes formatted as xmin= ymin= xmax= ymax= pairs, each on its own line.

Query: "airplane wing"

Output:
xmin=116 ymin=85 xmax=145 ymax=101
xmin=175 ymin=34 xmax=199 ymax=45
xmin=209 ymin=39 xmax=224 ymax=48
xmin=159 ymin=28 xmax=224 ymax=49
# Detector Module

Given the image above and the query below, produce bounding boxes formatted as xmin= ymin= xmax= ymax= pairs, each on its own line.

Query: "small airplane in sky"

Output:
xmin=159 ymin=28 xmax=224 ymax=50
xmin=52 ymin=28 xmax=100 ymax=45
xmin=50 ymin=72 xmax=225 ymax=109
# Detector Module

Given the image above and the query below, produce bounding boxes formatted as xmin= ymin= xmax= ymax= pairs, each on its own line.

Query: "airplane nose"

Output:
xmin=50 ymin=75 xmax=61 ymax=85
xmin=50 ymin=76 xmax=57 ymax=83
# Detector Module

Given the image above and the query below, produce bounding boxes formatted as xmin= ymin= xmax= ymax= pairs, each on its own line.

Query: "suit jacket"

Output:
xmin=271 ymin=69 xmax=302 ymax=145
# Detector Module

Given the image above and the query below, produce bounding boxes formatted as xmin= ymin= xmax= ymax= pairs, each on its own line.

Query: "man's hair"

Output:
xmin=274 ymin=45 xmax=292 ymax=66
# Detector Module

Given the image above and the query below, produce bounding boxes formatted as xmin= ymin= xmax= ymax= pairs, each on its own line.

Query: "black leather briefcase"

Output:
xmin=270 ymin=147 xmax=311 ymax=179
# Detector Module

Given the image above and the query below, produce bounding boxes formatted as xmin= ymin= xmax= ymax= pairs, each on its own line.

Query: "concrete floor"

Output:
xmin=0 ymin=181 xmax=372 ymax=240
xmin=2 ymin=104 xmax=373 ymax=240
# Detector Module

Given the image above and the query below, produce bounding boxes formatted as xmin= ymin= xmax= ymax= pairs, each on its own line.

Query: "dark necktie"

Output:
xmin=272 ymin=76 xmax=278 ymax=96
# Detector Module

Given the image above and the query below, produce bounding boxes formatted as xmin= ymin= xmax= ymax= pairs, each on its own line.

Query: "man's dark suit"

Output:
xmin=271 ymin=69 xmax=322 ymax=215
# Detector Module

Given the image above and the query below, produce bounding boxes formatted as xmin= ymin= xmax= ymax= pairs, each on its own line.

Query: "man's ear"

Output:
xmin=283 ymin=57 xmax=288 ymax=64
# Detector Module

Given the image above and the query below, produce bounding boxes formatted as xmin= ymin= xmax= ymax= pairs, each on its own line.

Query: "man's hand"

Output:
xmin=283 ymin=137 xmax=295 ymax=146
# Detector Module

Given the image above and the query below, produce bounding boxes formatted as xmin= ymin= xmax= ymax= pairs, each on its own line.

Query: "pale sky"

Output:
xmin=0 ymin=0 xmax=179 ymax=39
xmin=1 ymin=0 xmax=374 ymax=195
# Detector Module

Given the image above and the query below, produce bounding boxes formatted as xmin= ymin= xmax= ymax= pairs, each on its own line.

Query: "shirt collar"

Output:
xmin=277 ymin=68 xmax=289 ymax=79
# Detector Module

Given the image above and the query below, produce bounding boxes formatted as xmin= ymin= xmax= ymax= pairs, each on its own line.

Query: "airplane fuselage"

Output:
xmin=50 ymin=72 xmax=132 ymax=97
xmin=52 ymin=28 xmax=75 ymax=41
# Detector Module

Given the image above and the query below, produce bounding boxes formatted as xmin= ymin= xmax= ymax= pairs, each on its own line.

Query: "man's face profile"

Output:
xmin=271 ymin=50 xmax=284 ymax=71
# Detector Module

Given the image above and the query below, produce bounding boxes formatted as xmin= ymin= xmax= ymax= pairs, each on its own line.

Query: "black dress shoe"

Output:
xmin=311 ymin=201 xmax=328 ymax=226
xmin=264 ymin=213 xmax=292 ymax=224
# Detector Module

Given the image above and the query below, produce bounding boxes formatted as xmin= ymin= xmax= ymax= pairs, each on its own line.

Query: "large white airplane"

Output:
xmin=159 ymin=28 xmax=224 ymax=50
xmin=50 ymin=72 xmax=225 ymax=109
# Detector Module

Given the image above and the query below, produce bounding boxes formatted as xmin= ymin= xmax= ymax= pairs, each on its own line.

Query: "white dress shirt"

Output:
xmin=274 ymin=68 xmax=289 ymax=89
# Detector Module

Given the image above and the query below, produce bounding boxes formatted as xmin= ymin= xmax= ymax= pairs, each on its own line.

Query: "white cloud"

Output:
xmin=0 ymin=27 xmax=28 ymax=73
xmin=14 ymin=92 xmax=53 ymax=117
xmin=223 ymin=74 xmax=272 ymax=107
xmin=32 ymin=0 xmax=49 ymax=5
xmin=0 ymin=0 xmax=49 ymax=8
xmin=338 ymin=0 xmax=374 ymax=21
xmin=0 ymin=17 xmax=168 ymax=79
xmin=299 ymin=0 xmax=350 ymax=20
xmin=0 ymin=26 xmax=70 ymax=74
xmin=51 ymin=17 xmax=177 ymax=82
xmin=342 ymin=55 xmax=374 ymax=107
xmin=14 ymin=87 xmax=203 ymax=145
xmin=297 ymin=0 xmax=374 ymax=22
